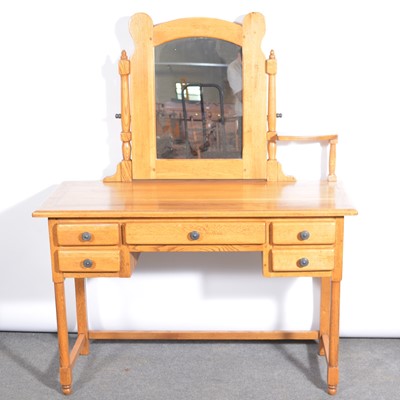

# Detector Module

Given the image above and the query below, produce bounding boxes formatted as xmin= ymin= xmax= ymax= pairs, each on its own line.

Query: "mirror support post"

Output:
xmin=104 ymin=50 xmax=132 ymax=182
xmin=266 ymin=50 xmax=295 ymax=182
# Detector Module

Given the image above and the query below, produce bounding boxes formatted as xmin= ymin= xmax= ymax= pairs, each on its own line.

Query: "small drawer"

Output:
xmin=57 ymin=250 xmax=121 ymax=272
xmin=271 ymin=221 xmax=336 ymax=245
xmin=55 ymin=224 xmax=120 ymax=246
xmin=271 ymin=249 xmax=334 ymax=272
xmin=124 ymin=221 xmax=266 ymax=245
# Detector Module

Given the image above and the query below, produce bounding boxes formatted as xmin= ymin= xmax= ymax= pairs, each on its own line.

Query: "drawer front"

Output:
xmin=56 ymin=224 xmax=120 ymax=246
xmin=271 ymin=221 xmax=336 ymax=245
xmin=271 ymin=249 xmax=335 ymax=272
xmin=57 ymin=250 xmax=121 ymax=272
xmin=125 ymin=222 xmax=266 ymax=245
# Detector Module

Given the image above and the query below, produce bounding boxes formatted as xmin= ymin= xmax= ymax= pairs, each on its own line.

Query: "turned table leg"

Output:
xmin=319 ymin=277 xmax=331 ymax=356
xmin=327 ymin=280 xmax=341 ymax=395
xmin=54 ymin=281 xmax=73 ymax=395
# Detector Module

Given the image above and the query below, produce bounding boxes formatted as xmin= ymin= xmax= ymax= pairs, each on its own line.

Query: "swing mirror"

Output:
xmin=155 ymin=38 xmax=242 ymax=160
xmin=129 ymin=13 xmax=268 ymax=179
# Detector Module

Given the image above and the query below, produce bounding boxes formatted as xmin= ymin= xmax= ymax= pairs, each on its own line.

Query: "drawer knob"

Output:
xmin=81 ymin=232 xmax=92 ymax=241
xmin=82 ymin=259 xmax=93 ymax=268
xmin=189 ymin=231 xmax=200 ymax=241
xmin=298 ymin=257 xmax=309 ymax=268
xmin=299 ymin=230 xmax=310 ymax=241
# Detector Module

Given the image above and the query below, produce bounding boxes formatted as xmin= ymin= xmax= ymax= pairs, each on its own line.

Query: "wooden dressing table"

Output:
xmin=33 ymin=13 xmax=357 ymax=395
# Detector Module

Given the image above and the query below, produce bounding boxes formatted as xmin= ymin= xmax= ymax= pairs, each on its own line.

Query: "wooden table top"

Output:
xmin=33 ymin=180 xmax=357 ymax=219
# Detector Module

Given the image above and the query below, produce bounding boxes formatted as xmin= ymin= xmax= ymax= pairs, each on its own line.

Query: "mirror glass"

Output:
xmin=155 ymin=38 xmax=242 ymax=159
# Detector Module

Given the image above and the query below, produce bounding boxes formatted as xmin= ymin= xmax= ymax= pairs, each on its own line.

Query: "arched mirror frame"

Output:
xmin=128 ymin=12 xmax=268 ymax=180
xmin=106 ymin=12 xmax=339 ymax=182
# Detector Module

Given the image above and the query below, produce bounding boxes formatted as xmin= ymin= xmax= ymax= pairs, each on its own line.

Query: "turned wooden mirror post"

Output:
xmin=108 ymin=50 xmax=133 ymax=182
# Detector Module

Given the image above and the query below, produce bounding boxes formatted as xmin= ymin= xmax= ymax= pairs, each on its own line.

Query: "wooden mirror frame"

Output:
xmin=107 ymin=12 xmax=269 ymax=181
xmin=106 ymin=12 xmax=338 ymax=182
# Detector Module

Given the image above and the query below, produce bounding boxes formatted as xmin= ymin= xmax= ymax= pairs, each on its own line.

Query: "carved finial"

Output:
xmin=121 ymin=50 xmax=127 ymax=60
xmin=269 ymin=50 xmax=275 ymax=59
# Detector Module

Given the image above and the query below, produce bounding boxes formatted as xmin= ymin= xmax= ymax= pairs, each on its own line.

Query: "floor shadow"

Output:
xmin=0 ymin=333 xmax=61 ymax=392
xmin=275 ymin=340 xmax=326 ymax=391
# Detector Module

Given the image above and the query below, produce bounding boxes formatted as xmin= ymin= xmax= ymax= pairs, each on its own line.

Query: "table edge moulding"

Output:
xmin=32 ymin=12 xmax=357 ymax=396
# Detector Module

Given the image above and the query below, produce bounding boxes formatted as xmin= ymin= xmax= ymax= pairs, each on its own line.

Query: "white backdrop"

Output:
xmin=1 ymin=0 xmax=399 ymax=337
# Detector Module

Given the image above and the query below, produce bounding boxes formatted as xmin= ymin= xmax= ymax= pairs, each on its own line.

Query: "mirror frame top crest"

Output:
xmin=127 ymin=13 xmax=268 ymax=180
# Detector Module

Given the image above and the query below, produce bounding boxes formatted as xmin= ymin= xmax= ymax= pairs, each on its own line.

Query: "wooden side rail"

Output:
xmin=88 ymin=330 xmax=320 ymax=341
xmin=277 ymin=134 xmax=338 ymax=182
xmin=265 ymin=49 xmax=338 ymax=182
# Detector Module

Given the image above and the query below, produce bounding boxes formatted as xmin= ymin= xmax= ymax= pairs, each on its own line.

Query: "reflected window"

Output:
xmin=155 ymin=38 xmax=242 ymax=159
xmin=175 ymin=83 xmax=202 ymax=101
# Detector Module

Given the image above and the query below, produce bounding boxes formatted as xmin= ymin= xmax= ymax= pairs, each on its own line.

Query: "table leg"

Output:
xmin=54 ymin=281 xmax=73 ymax=395
xmin=319 ymin=277 xmax=331 ymax=356
xmin=327 ymin=280 xmax=341 ymax=395
xmin=75 ymin=278 xmax=90 ymax=355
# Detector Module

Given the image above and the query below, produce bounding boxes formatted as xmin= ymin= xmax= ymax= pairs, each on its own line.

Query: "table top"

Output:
xmin=32 ymin=180 xmax=357 ymax=219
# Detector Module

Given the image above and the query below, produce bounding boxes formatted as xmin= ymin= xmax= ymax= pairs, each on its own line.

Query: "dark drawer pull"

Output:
xmin=298 ymin=257 xmax=309 ymax=268
xmin=189 ymin=231 xmax=200 ymax=241
xmin=299 ymin=230 xmax=310 ymax=241
xmin=82 ymin=259 xmax=93 ymax=268
xmin=81 ymin=232 xmax=92 ymax=241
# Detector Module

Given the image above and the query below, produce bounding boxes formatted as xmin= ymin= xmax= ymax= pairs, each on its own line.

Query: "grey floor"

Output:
xmin=0 ymin=332 xmax=399 ymax=400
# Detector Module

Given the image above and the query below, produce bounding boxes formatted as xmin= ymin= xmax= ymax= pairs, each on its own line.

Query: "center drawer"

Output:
xmin=124 ymin=221 xmax=266 ymax=245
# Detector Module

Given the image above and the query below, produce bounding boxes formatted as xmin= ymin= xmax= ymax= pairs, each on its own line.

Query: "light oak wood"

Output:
xmin=33 ymin=180 xmax=357 ymax=219
xmin=69 ymin=334 xmax=86 ymax=367
xmin=104 ymin=51 xmax=132 ymax=182
xmin=74 ymin=279 xmax=90 ymax=355
xmin=57 ymin=250 xmax=121 ymax=273
xmin=106 ymin=13 xmax=269 ymax=180
xmin=34 ymin=180 xmax=356 ymax=395
xmin=265 ymin=49 xmax=338 ymax=181
xmin=319 ymin=277 xmax=331 ymax=356
xmin=125 ymin=221 xmax=266 ymax=244
xmin=277 ymin=135 xmax=338 ymax=182
xmin=266 ymin=50 xmax=294 ymax=182
xmin=129 ymin=244 xmax=264 ymax=253
xmin=328 ymin=281 xmax=341 ymax=395
xmin=152 ymin=17 xmax=243 ymax=46
xmin=106 ymin=13 xmax=339 ymax=183
xmin=271 ymin=220 xmax=336 ymax=245
xmin=271 ymin=248 xmax=335 ymax=272
xmin=32 ymin=12 xmax=357 ymax=396
xmin=88 ymin=330 xmax=320 ymax=341
xmin=53 ymin=282 xmax=72 ymax=395
xmin=55 ymin=223 xmax=120 ymax=246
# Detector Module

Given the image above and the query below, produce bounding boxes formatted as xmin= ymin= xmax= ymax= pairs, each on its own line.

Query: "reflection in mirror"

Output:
xmin=155 ymin=38 xmax=242 ymax=159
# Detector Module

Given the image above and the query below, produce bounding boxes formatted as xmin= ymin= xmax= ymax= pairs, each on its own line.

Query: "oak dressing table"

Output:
xmin=33 ymin=13 xmax=357 ymax=395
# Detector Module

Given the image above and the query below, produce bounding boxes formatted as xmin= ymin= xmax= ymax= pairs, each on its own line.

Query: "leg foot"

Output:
xmin=62 ymin=385 xmax=72 ymax=395
xmin=327 ymin=385 xmax=337 ymax=395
